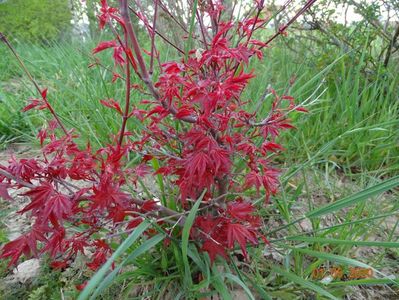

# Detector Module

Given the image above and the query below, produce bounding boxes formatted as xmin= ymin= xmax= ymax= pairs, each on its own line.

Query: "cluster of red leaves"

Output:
xmin=194 ymin=199 xmax=264 ymax=263
xmin=0 ymin=0 xmax=310 ymax=270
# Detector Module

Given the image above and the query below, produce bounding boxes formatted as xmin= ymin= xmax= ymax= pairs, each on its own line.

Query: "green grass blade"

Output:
xmin=90 ymin=234 xmax=165 ymax=299
xmin=289 ymin=247 xmax=398 ymax=286
xmin=78 ymin=220 xmax=151 ymax=300
xmin=184 ymin=0 xmax=198 ymax=61
xmin=90 ymin=267 xmax=121 ymax=300
xmin=272 ymin=266 xmax=338 ymax=300
xmin=151 ymin=158 xmax=167 ymax=206
xmin=125 ymin=233 xmax=165 ymax=262
xmin=182 ymin=189 xmax=207 ymax=288
xmin=291 ymin=247 xmax=375 ymax=269
xmin=285 ymin=236 xmax=399 ymax=248
xmin=211 ymin=265 xmax=232 ymax=300
xmin=306 ymin=176 xmax=399 ymax=218
xmin=223 ymin=273 xmax=256 ymax=300
xmin=327 ymin=278 xmax=399 ymax=286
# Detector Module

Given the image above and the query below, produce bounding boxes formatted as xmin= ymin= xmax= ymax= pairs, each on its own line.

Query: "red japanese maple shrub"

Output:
xmin=0 ymin=0 xmax=314 ymax=272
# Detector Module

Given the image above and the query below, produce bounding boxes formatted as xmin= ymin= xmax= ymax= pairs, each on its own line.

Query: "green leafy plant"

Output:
xmin=0 ymin=0 xmax=71 ymax=42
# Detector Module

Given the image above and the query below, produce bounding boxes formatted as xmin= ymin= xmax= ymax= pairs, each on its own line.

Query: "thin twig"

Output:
xmin=0 ymin=169 xmax=35 ymax=188
xmin=150 ymin=0 xmax=159 ymax=74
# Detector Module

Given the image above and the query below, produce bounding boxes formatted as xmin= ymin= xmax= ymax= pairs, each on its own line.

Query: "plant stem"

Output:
xmin=259 ymin=0 xmax=318 ymax=50
xmin=149 ymin=0 xmax=159 ymax=74
xmin=0 ymin=169 xmax=35 ymax=189
xmin=128 ymin=6 xmax=184 ymax=54
xmin=184 ymin=0 xmax=199 ymax=62
xmin=118 ymin=29 xmax=132 ymax=147
xmin=383 ymin=22 xmax=399 ymax=67
xmin=120 ymin=1 xmax=197 ymax=124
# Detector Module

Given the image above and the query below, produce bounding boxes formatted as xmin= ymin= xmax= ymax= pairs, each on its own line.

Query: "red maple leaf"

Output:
xmin=184 ymin=151 xmax=211 ymax=179
xmin=19 ymin=182 xmax=54 ymax=215
xmin=100 ymin=99 xmax=123 ymax=115
xmin=260 ymin=142 xmax=284 ymax=155
xmin=93 ymin=40 xmax=117 ymax=55
xmin=243 ymin=170 xmax=263 ymax=193
xmin=262 ymin=168 xmax=280 ymax=197
xmin=112 ymin=46 xmax=125 ymax=65
xmin=227 ymin=200 xmax=255 ymax=221
xmin=0 ymin=235 xmax=35 ymax=267
xmin=22 ymin=99 xmax=47 ymax=112
xmin=90 ymin=177 xmax=130 ymax=210
xmin=42 ymin=193 xmax=72 ymax=220
xmin=202 ymin=239 xmax=228 ymax=263
xmin=226 ymin=222 xmax=258 ymax=259
xmin=261 ymin=113 xmax=295 ymax=139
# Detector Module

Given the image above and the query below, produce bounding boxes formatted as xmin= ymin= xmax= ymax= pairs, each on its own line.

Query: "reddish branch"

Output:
xmin=149 ymin=0 xmax=159 ymax=74
xmin=0 ymin=167 xmax=182 ymax=222
xmin=118 ymin=27 xmax=132 ymax=147
xmin=120 ymin=0 xmax=197 ymax=123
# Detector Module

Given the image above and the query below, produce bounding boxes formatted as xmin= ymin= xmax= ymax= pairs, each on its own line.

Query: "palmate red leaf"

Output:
xmin=261 ymin=114 xmax=295 ymax=139
xmin=209 ymin=146 xmax=231 ymax=175
xmin=92 ymin=40 xmax=117 ymax=54
xmin=90 ymin=177 xmax=130 ymax=211
xmin=41 ymin=227 xmax=66 ymax=258
xmin=100 ymin=99 xmax=123 ymax=115
xmin=42 ymin=193 xmax=72 ymax=220
xmin=244 ymin=167 xmax=280 ymax=201
xmin=184 ymin=151 xmax=211 ymax=179
xmin=202 ymin=239 xmax=228 ymax=263
xmin=176 ymin=107 xmax=195 ymax=120
xmin=262 ymin=168 xmax=280 ymax=196
xmin=141 ymin=199 xmax=160 ymax=212
xmin=68 ymin=238 xmax=89 ymax=256
xmin=243 ymin=170 xmax=262 ymax=193
xmin=19 ymin=182 xmax=54 ymax=215
xmin=226 ymin=222 xmax=258 ymax=259
xmin=195 ymin=216 xmax=221 ymax=236
xmin=7 ymin=158 xmax=42 ymax=183
xmin=260 ymin=141 xmax=285 ymax=155
xmin=22 ymin=99 xmax=47 ymax=112
xmin=0 ymin=235 xmax=34 ymax=267
xmin=86 ymin=239 xmax=111 ymax=271
xmin=227 ymin=200 xmax=254 ymax=221
xmin=112 ymin=46 xmax=125 ymax=65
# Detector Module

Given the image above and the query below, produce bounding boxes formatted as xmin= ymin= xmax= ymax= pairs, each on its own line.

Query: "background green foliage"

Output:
xmin=0 ymin=0 xmax=71 ymax=42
